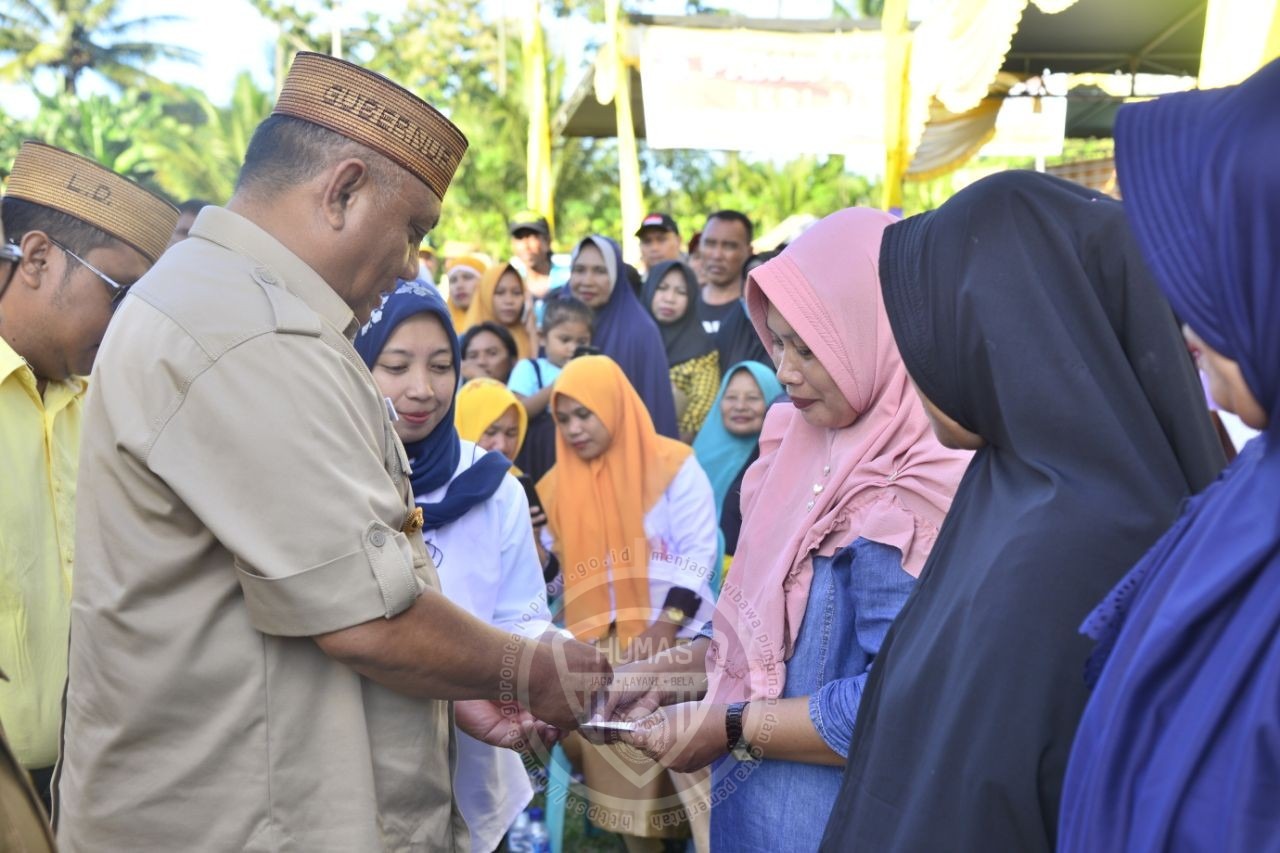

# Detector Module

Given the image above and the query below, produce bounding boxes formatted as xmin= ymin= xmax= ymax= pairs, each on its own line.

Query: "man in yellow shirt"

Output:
xmin=0 ymin=215 xmax=59 ymax=853
xmin=0 ymin=142 xmax=178 ymax=812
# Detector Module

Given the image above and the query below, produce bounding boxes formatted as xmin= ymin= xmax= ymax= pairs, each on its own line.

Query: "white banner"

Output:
xmin=636 ymin=25 xmax=887 ymax=155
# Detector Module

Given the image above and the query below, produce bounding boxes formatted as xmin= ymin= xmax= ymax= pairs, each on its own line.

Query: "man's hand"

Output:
xmin=456 ymin=699 xmax=560 ymax=751
xmin=596 ymin=640 xmax=709 ymax=723
xmin=522 ymin=633 xmax=612 ymax=731
xmin=620 ymin=701 xmax=730 ymax=773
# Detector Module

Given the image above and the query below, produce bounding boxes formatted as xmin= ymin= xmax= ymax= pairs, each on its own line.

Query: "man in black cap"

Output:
xmin=635 ymin=212 xmax=682 ymax=274
xmin=508 ymin=210 xmax=567 ymax=300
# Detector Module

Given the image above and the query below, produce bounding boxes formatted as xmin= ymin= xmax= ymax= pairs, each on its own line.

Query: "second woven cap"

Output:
xmin=4 ymin=142 xmax=179 ymax=265
xmin=273 ymin=52 xmax=469 ymax=201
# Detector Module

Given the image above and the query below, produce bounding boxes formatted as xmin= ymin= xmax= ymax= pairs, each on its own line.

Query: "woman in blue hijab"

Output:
xmin=560 ymin=235 xmax=679 ymax=438
xmin=1059 ymin=60 xmax=1280 ymax=853
xmin=693 ymin=361 xmax=784 ymax=556
xmin=354 ymin=281 xmax=550 ymax=853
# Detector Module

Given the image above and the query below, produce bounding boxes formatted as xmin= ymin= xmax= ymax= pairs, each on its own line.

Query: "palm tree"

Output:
xmin=0 ymin=0 xmax=197 ymax=95
xmin=143 ymin=73 xmax=274 ymax=203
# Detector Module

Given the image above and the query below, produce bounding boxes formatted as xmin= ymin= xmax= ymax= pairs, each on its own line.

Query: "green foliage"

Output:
xmin=355 ymin=0 xmax=542 ymax=252
xmin=643 ymin=148 xmax=874 ymax=238
xmin=0 ymin=0 xmax=913 ymax=255
xmin=248 ymin=0 xmax=383 ymax=89
xmin=140 ymin=73 xmax=274 ymax=203
xmin=357 ymin=0 xmax=630 ymax=256
xmin=0 ymin=71 xmax=271 ymax=204
xmin=0 ymin=0 xmax=197 ymax=95
xmin=550 ymin=0 xmax=605 ymax=24
xmin=0 ymin=88 xmax=168 ymax=190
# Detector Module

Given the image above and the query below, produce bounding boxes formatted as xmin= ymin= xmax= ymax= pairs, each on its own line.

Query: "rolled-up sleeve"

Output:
xmin=808 ymin=538 xmax=916 ymax=758
xmin=647 ymin=457 xmax=719 ymax=637
xmin=147 ymin=332 xmax=423 ymax=637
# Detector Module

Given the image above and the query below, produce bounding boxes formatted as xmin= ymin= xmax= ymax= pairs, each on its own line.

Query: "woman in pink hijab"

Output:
xmin=610 ymin=208 xmax=971 ymax=851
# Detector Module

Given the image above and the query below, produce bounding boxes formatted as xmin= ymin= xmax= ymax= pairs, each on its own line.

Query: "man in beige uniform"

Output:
xmin=57 ymin=52 xmax=609 ymax=852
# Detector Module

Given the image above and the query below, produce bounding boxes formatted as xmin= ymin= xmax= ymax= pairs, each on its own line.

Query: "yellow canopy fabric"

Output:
xmin=1199 ymin=0 xmax=1280 ymax=88
xmin=883 ymin=0 xmax=1081 ymax=207
xmin=886 ymin=0 xmax=1280 ymax=197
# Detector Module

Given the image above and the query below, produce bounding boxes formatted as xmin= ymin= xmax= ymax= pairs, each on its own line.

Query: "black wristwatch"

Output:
xmin=725 ymin=701 xmax=753 ymax=760
xmin=661 ymin=588 xmax=702 ymax=628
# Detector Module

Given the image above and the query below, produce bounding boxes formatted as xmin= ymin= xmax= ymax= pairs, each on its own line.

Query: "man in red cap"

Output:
xmin=636 ymin=212 xmax=682 ymax=274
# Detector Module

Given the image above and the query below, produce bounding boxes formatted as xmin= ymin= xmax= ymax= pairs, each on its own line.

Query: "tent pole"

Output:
xmin=881 ymin=0 xmax=910 ymax=213
xmin=609 ymin=0 xmax=645 ymax=265
xmin=523 ymin=0 xmax=554 ymax=228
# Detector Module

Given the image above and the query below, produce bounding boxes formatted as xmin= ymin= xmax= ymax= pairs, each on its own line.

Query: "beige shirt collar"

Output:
xmin=189 ymin=206 xmax=358 ymax=339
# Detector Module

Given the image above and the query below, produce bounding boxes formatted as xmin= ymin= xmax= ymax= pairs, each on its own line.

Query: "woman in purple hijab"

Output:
xmin=561 ymin=235 xmax=678 ymax=437
xmin=1060 ymin=59 xmax=1280 ymax=853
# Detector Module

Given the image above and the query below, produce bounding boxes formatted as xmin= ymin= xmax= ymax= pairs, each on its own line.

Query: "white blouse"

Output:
xmin=419 ymin=440 xmax=549 ymax=853
xmin=543 ymin=454 xmax=719 ymax=638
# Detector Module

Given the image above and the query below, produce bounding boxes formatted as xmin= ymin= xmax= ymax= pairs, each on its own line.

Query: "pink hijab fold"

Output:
xmin=707 ymin=208 xmax=971 ymax=703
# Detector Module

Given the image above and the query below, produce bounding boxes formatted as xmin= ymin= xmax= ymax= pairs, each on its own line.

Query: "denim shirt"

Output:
xmin=710 ymin=537 xmax=915 ymax=853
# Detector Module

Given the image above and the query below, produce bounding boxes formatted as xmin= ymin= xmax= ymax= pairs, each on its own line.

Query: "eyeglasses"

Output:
xmin=0 ymin=242 xmax=19 ymax=298
xmin=48 ymin=237 xmax=131 ymax=305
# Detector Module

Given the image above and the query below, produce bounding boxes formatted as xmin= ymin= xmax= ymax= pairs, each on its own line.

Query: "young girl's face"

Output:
xmin=541 ymin=319 xmax=592 ymax=367
xmin=492 ymin=271 xmax=524 ymax=325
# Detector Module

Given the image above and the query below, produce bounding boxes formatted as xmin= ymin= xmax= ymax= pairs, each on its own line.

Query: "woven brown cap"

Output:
xmin=273 ymin=52 xmax=468 ymax=200
xmin=4 ymin=141 xmax=179 ymax=265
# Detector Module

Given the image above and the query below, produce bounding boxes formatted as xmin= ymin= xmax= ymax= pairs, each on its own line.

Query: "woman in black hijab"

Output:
xmin=643 ymin=259 xmax=720 ymax=441
xmin=819 ymin=171 xmax=1224 ymax=852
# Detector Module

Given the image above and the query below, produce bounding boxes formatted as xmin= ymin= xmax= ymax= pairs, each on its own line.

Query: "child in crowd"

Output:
xmin=508 ymin=297 xmax=593 ymax=481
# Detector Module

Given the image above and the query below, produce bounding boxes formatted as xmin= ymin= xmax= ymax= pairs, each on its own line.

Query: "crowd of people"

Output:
xmin=0 ymin=47 xmax=1274 ymax=853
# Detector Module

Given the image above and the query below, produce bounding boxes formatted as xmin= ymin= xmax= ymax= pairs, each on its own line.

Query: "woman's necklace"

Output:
xmin=806 ymin=430 xmax=837 ymax=512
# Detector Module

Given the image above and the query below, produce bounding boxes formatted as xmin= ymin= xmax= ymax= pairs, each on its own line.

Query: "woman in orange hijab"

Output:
xmin=463 ymin=262 xmax=533 ymax=358
xmin=456 ymin=377 xmax=528 ymax=467
xmin=538 ymin=354 xmax=718 ymax=850
xmin=444 ymin=254 xmax=486 ymax=332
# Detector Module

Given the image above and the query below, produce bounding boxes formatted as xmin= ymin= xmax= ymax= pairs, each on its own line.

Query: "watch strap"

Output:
xmin=725 ymin=701 xmax=748 ymax=754
xmin=662 ymin=587 xmax=702 ymax=616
